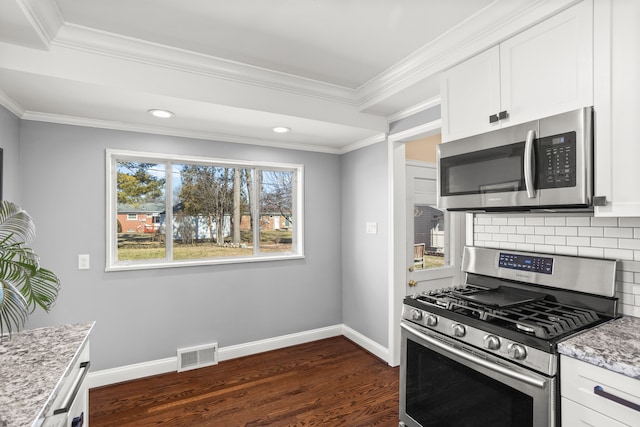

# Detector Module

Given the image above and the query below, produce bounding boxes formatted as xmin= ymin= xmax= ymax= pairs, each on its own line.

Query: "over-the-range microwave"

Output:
xmin=437 ymin=107 xmax=593 ymax=212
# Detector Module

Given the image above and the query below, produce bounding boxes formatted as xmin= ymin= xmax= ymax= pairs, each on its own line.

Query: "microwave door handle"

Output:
xmin=524 ymin=129 xmax=536 ymax=198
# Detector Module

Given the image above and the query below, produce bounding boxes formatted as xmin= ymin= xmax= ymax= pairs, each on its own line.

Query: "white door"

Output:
xmin=406 ymin=162 xmax=464 ymax=295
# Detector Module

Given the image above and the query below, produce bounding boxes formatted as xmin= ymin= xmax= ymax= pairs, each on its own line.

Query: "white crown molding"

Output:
xmin=388 ymin=119 xmax=442 ymax=143
xmin=386 ymin=96 xmax=441 ymax=124
xmin=0 ymin=90 xmax=25 ymax=117
xmin=17 ymin=0 xmax=64 ymax=47
xmin=21 ymin=110 xmax=345 ymax=154
xmin=356 ymin=0 xmax=581 ymax=110
xmin=53 ymin=23 xmax=358 ymax=106
xmin=338 ymin=132 xmax=387 ymax=155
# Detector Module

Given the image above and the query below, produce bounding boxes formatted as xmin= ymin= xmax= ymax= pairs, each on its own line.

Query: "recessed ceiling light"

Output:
xmin=148 ymin=109 xmax=175 ymax=118
xmin=272 ymin=126 xmax=291 ymax=133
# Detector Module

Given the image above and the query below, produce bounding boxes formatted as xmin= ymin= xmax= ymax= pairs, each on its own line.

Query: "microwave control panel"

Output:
xmin=537 ymin=131 xmax=576 ymax=188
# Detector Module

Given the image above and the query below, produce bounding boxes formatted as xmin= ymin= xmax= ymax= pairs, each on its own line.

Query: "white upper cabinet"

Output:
xmin=440 ymin=0 xmax=593 ymax=142
xmin=440 ymin=46 xmax=501 ymax=142
xmin=593 ymin=0 xmax=640 ymax=217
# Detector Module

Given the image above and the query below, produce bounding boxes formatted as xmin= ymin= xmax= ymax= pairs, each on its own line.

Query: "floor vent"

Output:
xmin=177 ymin=342 xmax=218 ymax=372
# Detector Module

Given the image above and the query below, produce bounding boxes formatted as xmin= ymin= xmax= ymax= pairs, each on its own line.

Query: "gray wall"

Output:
xmin=0 ymin=106 xmax=21 ymax=203
xmin=20 ymin=121 xmax=343 ymax=371
xmin=341 ymin=141 xmax=389 ymax=347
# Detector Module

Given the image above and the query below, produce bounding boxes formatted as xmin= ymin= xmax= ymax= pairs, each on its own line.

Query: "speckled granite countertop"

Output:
xmin=0 ymin=322 xmax=94 ymax=427
xmin=558 ymin=316 xmax=640 ymax=380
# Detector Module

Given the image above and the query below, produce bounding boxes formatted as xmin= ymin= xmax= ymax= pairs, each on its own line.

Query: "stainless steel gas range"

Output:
xmin=399 ymin=246 xmax=618 ymax=427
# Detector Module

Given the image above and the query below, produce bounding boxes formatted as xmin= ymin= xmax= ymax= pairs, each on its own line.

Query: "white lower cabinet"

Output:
xmin=561 ymin=356 xmax=640 ymax=426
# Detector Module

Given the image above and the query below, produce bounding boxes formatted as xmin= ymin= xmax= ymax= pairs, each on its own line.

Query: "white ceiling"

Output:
xmin=0 ymin=0 xmax=554 ymax=153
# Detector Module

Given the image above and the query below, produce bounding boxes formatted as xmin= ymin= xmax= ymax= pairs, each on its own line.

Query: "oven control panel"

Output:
xmin=499 ymin=252 xmax=553 ymax=274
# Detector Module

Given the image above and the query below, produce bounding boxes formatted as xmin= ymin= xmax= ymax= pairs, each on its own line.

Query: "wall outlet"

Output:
xmin=366 ymin=222 xmax=378 ymax=235
xmin=78 ymin=254 xmax=90 ymax=270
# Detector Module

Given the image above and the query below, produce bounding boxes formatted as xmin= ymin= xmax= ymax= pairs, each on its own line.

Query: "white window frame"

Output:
xmin=126 ymin=213 xmax=137 ymax=220
xmin=106 ymin=149 xmax=305 ymax=271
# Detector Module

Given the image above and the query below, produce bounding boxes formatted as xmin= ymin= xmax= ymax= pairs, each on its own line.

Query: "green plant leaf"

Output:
xmin=0 ymin=201 xmax=36 ymax=246
xmin=0 ymin=280 xmax=29 ymax=336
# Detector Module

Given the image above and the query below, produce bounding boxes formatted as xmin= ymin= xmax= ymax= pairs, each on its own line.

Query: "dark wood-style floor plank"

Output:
xmin=89 ymin=336 xmax=400 ymax=426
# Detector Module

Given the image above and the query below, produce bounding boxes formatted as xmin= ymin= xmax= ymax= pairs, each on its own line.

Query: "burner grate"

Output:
xmin=487 ymin=300 xmax=600 ymax=339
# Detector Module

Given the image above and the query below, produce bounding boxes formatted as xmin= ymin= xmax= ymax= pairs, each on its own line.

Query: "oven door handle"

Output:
xmin=401 ymin=323 xmax=546 ymax=389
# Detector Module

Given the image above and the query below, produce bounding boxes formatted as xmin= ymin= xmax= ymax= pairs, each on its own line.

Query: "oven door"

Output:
xmin=400 ymin=321 xmax=556 ymax=427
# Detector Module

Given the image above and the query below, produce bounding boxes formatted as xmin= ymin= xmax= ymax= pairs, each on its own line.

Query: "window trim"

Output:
xmin=105 ymin=149 xmax=305 ymax=271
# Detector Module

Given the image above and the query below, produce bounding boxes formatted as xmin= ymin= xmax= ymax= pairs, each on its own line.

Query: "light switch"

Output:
xmin=78 ymin=254 xmax=90 ymax=270
xmin=366 ymin=222 xmax=378 ymax=235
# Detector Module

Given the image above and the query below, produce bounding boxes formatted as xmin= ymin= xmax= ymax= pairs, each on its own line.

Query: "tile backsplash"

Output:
xmin=473 ymin=214 xmax=640 ymax=317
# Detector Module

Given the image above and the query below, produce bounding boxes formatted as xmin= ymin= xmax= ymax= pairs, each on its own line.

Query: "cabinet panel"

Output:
xmin=561 ymin=356 xmax=640 ymax=426
xmin=594 ymin=0 xmax=640 ymax=217
xmin=440 ymin=1 xmax=593 ymax=142
xmin=562 ymin=397 xmax=627 ymax=427
xmin=440 ymin=46 xmax=501 ymax=142
xmin=500 ymin=0 xmax=593 ymax=127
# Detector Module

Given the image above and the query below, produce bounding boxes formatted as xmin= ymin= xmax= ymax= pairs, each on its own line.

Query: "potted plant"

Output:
xmin=0 ymin=200 xmax=60 ymax=338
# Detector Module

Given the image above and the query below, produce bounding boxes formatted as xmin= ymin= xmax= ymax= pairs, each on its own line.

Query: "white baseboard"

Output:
xmin=87 ymin=324 xmax=346 ymax=389
xmin=341 ymin=325 xmax=390 ymax=362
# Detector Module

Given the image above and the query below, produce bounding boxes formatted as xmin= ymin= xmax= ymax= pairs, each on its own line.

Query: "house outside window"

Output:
xmin=106 ymin=149 xmax=304 ymax=271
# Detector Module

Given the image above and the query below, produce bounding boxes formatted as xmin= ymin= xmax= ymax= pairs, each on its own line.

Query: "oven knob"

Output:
xmin=484 ymin=335 xmax=501 ymax=350
xmin=425 ymin=314 xmax=438 ymax=327
xmin=452 ymin=324 xmax=466 ymax=337
xmin=508 ymin=344 xmax=527 ymax=360
xmin=410 ymin=309 xmax=423 ymax=321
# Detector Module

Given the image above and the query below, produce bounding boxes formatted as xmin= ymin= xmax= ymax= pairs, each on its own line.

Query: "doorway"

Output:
xmin=388 ymin=123 xmax=466 ymax=366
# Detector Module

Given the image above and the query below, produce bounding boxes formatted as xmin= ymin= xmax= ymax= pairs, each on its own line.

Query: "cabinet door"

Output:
xmin=440 ymin=46 xmax=501 ymax=142
xmin=594 ymin=0 xmax=640 ymax=217
xmin=500 ymin=0 xmax=593 ymax=127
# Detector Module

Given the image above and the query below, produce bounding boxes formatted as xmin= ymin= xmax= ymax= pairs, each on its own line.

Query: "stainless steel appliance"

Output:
xmin=399 ymin=246 xmax=618 ymax=427
xmin=437 ymin=107 xmax=593 ymax=211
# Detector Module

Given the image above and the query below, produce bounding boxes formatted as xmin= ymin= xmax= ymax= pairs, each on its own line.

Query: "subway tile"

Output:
xmin=617 ymin=270 xmax=635 ymax=283
xmin=516 ymin=226 xmax=535 ymax=235
xmin=591 ymin=237 xmax=619 ymax=248
xmin=579 ymin=227 xmax=604 ymax=237
xmin=525 ymin=217 xmax=545 ymax=226
xmin=604 ymin=248 xmax=634 ymax=261
xmin=566 ymin=236 xmax=590 ymax=246
xmin=507 ymin=217 xmax=526 ymax=226
xmin=526 ymin=235 xmax=545 ymax=244
xmin=636 ymin=250 xmax=640 ymax=262
xmin=635 ymin=228 xmax=640 ymax=239
xmin=534 ymin=244 xmax=555 ymax=253
xmin=534 ymin=226 xmax=555 ymax=235
xmin=476 ymin=233 xmax=492 ymax=241
xmin=619 ymin=238 xmax=640 ymax=250
xmin=516 ymin=243 xmax=536 ymax=251
xmin=619 ymin=218 xmax=640 ymax=227
xmin=508 ymin=234 xmax=526 ymax=243
xmin=545 ymin=236 xmax=566 ymax=245
xmin=591 ymin=217 xmax=619 ymax=227
xmin=485 ymin=241 xmax=500 ymax=249
xmin=492 ymin=217 xmax=508 ymax=225
xmin=578 ymin=247 xmax=604 ymax=258
xmin=476 ymin=216 xmax=492 ymax=225
xmin=500 ymin=225 xmax=516 ymax=234
xmin=555 ymin=227 xmax=578 ymax=236
xmin=545 ymin=217 xmax=566 ymax=226
xmin=475 ymin=225 xmax=485 ymax=233
xmin=636 ymin=272 xmax=640 ymax=284
xmin=555 ymin=246 xmax=578 ymax=256
xmin=620 ymin=260 xmax=640 ymax=273
xmin=499 ymin=242 xmax=517 ymax=250
xmin=566 ymin=216 xmax=591 ymax=226
xmin=492 ymin=234 xmax=509 ymax=242
xmin=604 ymin=227 xmax=633 ymax=238
xmin=485 ymin=225 xmax=500 ymax=233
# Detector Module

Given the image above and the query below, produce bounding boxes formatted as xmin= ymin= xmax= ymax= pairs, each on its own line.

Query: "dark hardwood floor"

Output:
xmin=89 ymin=336 xmax=400 ymax=426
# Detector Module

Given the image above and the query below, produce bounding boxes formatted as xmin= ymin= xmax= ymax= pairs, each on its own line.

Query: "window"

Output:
xmin=106 ymin=150 xmax=304 ymax=270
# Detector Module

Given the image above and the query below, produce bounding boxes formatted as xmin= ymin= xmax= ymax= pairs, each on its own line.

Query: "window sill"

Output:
xmin=105 ymin=253 xmax=305 ymax=272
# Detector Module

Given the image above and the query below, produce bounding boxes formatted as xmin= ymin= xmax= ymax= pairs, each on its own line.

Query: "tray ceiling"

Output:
xmin=0 ymin=0 xmax=562 ymax=153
